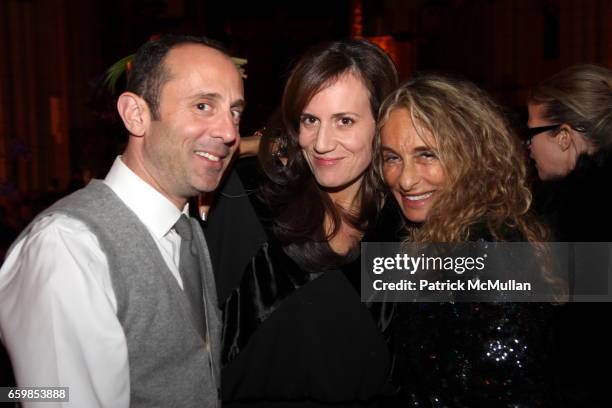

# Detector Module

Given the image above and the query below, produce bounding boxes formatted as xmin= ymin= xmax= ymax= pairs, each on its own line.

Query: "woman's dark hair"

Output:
xmin=259 ymin=39 xmax=398 ymax=271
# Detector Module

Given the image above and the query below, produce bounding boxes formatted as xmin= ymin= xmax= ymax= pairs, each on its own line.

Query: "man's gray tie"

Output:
xmin=174 ymin=214 xmax=206 ymax=339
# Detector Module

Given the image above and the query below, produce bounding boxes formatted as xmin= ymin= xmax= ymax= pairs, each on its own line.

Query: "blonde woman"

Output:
xmin=377 ymin=75 xmax=560 ymax=406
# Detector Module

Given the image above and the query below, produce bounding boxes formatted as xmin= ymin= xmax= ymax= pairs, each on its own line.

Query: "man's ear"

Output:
xmin=557 ymin=124 xmax=573 ymax=151
xmin=117 ymin=92 xmax=150 ymax=137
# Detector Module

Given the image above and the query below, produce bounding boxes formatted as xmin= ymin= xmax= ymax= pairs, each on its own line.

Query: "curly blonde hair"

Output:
xmin=376 ymin=74 xmax=548 ymax=244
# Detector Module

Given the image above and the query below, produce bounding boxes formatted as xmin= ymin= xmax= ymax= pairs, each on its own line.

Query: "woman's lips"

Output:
xmin=313 ymin=156 xmax=344 ymax=167
xmin=400 ymin=191 xmax=434 ymax=208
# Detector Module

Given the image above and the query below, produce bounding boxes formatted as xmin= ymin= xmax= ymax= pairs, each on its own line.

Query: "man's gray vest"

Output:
xmin=17 ymin=180 xmax=220 ymax=407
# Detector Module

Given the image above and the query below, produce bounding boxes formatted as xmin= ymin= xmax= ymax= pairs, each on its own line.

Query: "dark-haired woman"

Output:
xmin=377 ymin=75 xmax=563 ymax=407
xmin=204 ymin=39 xmax=399 ymax=407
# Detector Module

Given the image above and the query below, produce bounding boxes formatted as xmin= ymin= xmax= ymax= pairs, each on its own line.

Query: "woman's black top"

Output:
xmin=386 ymin=227 xmax=560 ymax=408
xmin=531 ymin=149 xmax=612 ymax=408
xmin=204 ymin=168 xmax=402 ymax=407
xmin=533 ymin=149 xmax=612 ymax=242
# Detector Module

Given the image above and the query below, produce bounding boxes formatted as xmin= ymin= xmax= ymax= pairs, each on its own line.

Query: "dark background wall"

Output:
xmin=1 ymin=0 xmax=610 ymax=196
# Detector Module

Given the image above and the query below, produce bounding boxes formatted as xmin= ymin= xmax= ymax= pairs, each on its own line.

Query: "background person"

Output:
xmin=527 ymin=64 xmax=612 ymax=241
xmin=527 ymin=64 xmax=612 ymax=407
xmin=204 ymin=39 xmax=399 ymax=407
xmin=0 ymin=34 xmax=244 ymax=407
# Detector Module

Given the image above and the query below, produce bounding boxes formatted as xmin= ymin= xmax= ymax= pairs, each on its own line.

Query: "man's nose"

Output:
xmin=212 ymin=111 xmax=239 ymax=144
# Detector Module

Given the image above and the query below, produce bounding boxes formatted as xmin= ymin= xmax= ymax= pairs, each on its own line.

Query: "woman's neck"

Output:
xmin=568 ymin=131 xmax=598 ymax=172
xmin=327 ymin=218 xmax=364 ymax=256
xmin=325 ymin=176 xmax=363 ymax=213
xmin=322 ymin=177 xmax=366 ymax=255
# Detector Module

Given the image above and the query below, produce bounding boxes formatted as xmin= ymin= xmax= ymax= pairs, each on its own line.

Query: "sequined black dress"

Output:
xmin=386 ymin=228 xmax=559 ymax=408
xmin=204 ymin=168 xmax=401 ymax=408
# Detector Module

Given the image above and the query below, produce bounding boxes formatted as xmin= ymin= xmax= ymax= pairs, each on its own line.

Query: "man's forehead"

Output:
xmin=161 ymin=44 xmax=243 ymax=100
xmin=164 ymin=44 xmax=237 ymax=76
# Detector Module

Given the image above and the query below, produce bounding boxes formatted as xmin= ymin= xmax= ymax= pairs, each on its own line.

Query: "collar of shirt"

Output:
xmin=103 ymin=156 xmax=188 ymax=239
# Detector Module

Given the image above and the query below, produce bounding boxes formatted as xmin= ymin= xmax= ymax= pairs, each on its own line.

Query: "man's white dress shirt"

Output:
xmin=0 ymin=157 xmax=192 ymax=407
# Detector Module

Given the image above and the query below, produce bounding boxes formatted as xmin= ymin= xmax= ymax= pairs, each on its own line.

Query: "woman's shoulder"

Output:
xmin=467 ymin=221 xmax=526 ymax=242
xmin=203 ymin=165 xmax=270 ymax=303
xmin=559 ymin=149 xmax=612 ymax=202
xmin=541 ymin=148 xmax=612 ymax=241
xmin=363 ymin=197 xmax=405 ymax=242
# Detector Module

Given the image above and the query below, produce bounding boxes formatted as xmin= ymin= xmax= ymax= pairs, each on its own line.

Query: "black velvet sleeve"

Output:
xmin=203 ymin=168 xmax=268 ymax=305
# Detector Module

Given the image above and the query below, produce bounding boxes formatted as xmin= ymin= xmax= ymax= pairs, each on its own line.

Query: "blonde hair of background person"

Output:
xmin=526 ymin=64 xmax=612 ymax=180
